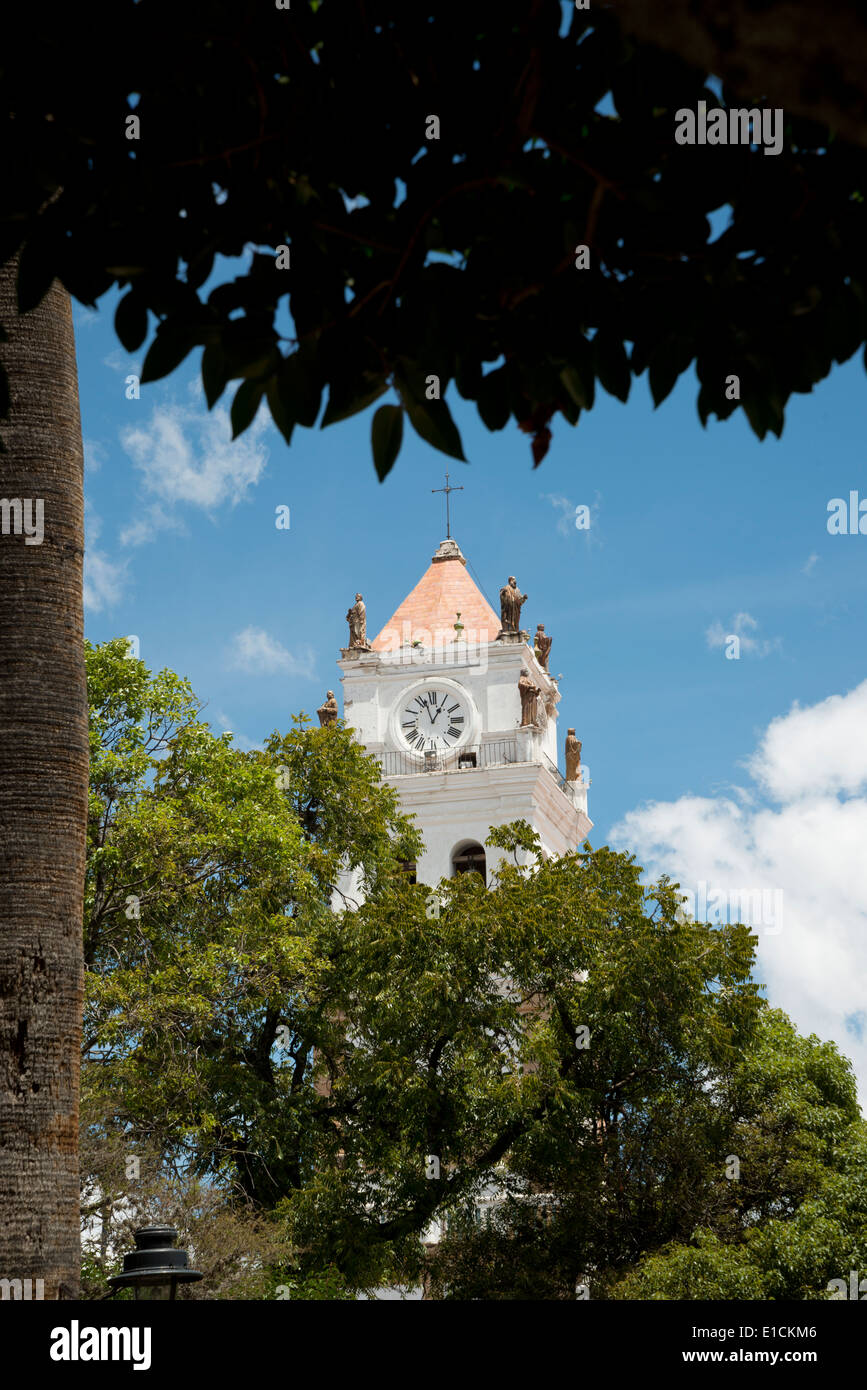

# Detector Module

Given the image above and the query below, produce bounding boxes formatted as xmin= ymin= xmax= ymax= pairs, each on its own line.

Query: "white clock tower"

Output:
xmin=337 ymin=536 xmax=591 ymax=889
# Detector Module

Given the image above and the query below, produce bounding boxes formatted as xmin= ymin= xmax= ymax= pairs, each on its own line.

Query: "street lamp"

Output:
xmin=109 ymin=1227 xmax=203 ymax=1301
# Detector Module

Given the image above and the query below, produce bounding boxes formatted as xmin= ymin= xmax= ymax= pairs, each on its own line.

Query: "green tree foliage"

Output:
xmin=84 ymin=645 xmax=866 ymax=1297
xmin=432 ymin=1006 xmax=867 ymax=1299
xmin=4 ymin=2 xmax=867 ymax=471
xmin=289 ymin=823 xmax=762 ymax=1290
xmin=83 ymin=639 xmax=420 ymax=1226
xmin=608 ymin=1013 xmax=867 ymax=1301
xmin=79 ymin=1119 xmax=296 ymax=1301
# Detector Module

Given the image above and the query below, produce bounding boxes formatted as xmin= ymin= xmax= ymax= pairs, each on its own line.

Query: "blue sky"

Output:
xmin=75 ymin=257 xmax=867 ymax=1096
xmin=76 ymin=281 xmax=864 ymax=839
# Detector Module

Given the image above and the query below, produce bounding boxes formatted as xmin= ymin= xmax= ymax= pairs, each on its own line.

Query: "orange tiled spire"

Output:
xmin=371 ymin=539 xmax=500 ymax=651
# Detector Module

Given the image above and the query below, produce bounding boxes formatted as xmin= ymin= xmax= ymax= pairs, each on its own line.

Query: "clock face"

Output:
xmin=399 ymin=686 xmax=470 ymax=753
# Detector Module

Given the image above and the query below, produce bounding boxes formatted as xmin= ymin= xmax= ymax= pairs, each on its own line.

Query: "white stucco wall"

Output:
xmin=335 ymin=635 xmax=591 ymax=893
xmin=340 ymin=638 xmax=560 ymax=766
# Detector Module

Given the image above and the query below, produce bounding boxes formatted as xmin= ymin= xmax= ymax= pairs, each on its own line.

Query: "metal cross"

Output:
xmin=432 ymin=471 xmax=464 ymax=539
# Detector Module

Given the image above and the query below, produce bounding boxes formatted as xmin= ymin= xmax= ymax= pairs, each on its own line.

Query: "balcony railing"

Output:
xmin=379 ymin=738 xmax=518 ymax=779
xmin=379 ymin=740 xmax=588 ymax=812
xmin=542 ymin=752 xmax=569 ymax=794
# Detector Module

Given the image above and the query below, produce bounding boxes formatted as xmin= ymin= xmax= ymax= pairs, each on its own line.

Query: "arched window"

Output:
xmin=451 ymin=842 xmax=486 ymax=884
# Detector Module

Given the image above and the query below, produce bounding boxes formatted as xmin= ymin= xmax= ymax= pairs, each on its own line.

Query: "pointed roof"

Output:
xmin=371 ymin=538 xmax=500 ymax=651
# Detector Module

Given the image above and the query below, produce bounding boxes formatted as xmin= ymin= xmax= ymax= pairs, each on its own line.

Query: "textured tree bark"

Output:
xmin=610 ymin=0 xmax=867 ymax=150
xmin=0 ymin=255 xmax=86 ymax=1299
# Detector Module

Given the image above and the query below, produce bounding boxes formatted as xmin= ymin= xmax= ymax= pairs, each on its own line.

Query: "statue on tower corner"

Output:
xmin=534 ymin=623 xmax=553 ymax=671
xmin=499 ymin=575 xmax=528 ymax=638
xmin=346 ymin=592 xmax=369 ymax=649
xmin=565 ymin=728 xmax=582 ymax=782
xmin=317 ymin=691 xmax=339 ymax=726
xmin=518 ymin=667 xmax=541 ymax=726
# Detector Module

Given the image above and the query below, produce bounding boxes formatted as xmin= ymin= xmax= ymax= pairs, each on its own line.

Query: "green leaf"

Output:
xmin=141 ymin=323 xmax=196 ymax=383
xmin=827 ymin=286 xmax=864 ymax=366
xmin=266 ymin=374 xmax=295 ymax=448
xmin=104 ymin=265 xmax=149 ymax=278
xmin=201 ymin=343 xmax=229 ymax=409
xmin=559 ymin=361 xmax=594 ymax=411
xmin=217 ymin=320 xmax=281 ymax=384
xmin=476 ymin=367 xmax=510 ymax=431
xmin=648 ymin=347 xmax=681 ymax=408
xmin=455 ymin=352 xmax=482 ymax=401
xmin=696 ymin=383 xmax=714 ymax=428
xmin=114 ymin=291 xmax=149 ymax=353
xmin=231 ymin=379 xmax=265 ymax=439
xmin=321 ymin=375 xmax=388 ymax=428
xmin=404 ymin=394 xmax=466 ymax=461
xmin=185 ymin=247 xmax=216 ymax=293
xmin=742 ymin=391 xmax=784 ymax=442
xmin=593 ymin=332 xmax=631 ymax=403
xmin=371 ymin=404 xmax=404 ymax=481
xmin=277 ymin=352 xmax=322 ymax=428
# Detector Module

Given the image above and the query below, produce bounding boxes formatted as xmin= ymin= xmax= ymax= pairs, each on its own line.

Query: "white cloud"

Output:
xmin=103 ymin=348 xmax=142 ymax=377
xmin=705 ymin=610 xmax=781 ymax=657
xmin=610 ymin=679 xmax=867 ymax=1100
xmin=214 ymin=709 xmax=261 ymax=753
xmin=84 ymin=552 xmax=128 ymax=611
xmin=542 ymin=491 xmax=602 ymax=541
xmin=118 ymin=397 xmax=269 ymax=544
xmin=119 ymin=503 xmax=186 ymax=549
xmin=227 ymin=626 xmax=315 ymax=678
xmin=83 ymin=506 xmax=128 ymax=611
xmin=802 ymin=553 xmax=819 ymax=576
xmin=84 ymin=438 xmax=107 ymax=474
xmin=748 ymin=682 xmax=867 ymax=802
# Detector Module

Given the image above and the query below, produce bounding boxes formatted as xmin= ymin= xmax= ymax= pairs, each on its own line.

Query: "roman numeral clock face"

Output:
xmin=400 ymin=687 xmax=469 ymax=753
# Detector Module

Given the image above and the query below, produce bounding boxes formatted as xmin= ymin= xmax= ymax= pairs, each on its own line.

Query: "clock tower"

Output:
xmin=337 ymin=537 xmax=591 ymax=890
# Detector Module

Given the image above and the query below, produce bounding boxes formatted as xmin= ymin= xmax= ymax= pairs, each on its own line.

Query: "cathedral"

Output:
xmin=321 ymin=532 xmax=592 ymax=1293
xmin=327 ymin=535 xmax=591 ymax=893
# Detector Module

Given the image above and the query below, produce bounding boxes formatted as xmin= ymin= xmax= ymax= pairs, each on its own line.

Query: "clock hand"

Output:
xmin=429 ymin=695 xmax=448 ymax=724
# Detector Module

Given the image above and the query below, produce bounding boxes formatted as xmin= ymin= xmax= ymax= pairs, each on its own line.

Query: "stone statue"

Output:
xmin=534 ymin=623 xmax=553 ymax=671
xmin=317 ymin=690 xmax=339 ymax=726
xmin=346 ymin=592 xmax=367 ymax=648
xmin=518 ymin=667 xmax=541 ymax=726
xmin=499 ymin=575 xmax=528 ymax=635
xmin=565 ymin=728 xmax=582 ymax=782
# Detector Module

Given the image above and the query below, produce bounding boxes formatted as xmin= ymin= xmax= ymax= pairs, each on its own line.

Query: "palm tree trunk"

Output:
xmin=0 ymin=254 xmax=86 ymax=1299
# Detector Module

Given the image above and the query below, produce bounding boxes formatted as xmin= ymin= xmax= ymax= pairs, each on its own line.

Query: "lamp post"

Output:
xmin=109 ymin=1227 xmax=202 ymax=1301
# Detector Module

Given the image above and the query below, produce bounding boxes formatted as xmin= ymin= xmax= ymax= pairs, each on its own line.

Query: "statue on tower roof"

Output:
xmin=499 ymin=575 xmax=528 ymax=638
xmin=534 ymin=623 xmax=552 ymax=671
xmin=317 ymin=691 xmax=339 ymax=726
xmin=346 ymin=592 xmax=370 ymax=649
xmin=565 ymin=728 xmax=582 ymax=782
xmin=518 ymin=667 xmax=541 ymax=726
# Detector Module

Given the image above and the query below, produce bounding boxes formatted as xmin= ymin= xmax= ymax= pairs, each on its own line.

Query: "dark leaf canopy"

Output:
xmin=3 ymin=1 xmax=867 ymax=472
